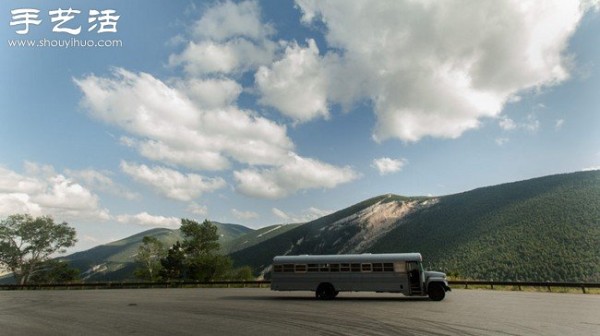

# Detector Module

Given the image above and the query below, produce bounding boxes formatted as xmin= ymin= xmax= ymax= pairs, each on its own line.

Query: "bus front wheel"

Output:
xmin=315 ymin=283 xmax=336 ymax=300
xmin=428 ymin=283 xmax=446 ymax=301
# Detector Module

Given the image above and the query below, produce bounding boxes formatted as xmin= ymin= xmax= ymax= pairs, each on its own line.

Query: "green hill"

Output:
xmin=370 ymin=170 xmax=600 ymax=282
xmin=231 ymin=171 xmax=600 ymax=282
xmin=222 ymin=223 xmax=302 ymax=254
xmin=230 ymin=194 xmax=429 ymax=273
xmin=64 ymin=222 xmax=252 ymax=281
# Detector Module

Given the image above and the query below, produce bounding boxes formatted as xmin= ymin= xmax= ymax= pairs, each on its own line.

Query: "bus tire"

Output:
xmin=428 ymin=283 xmax=446 ymax=301
xmin=316 ymin=283 xmax=336 ymax=300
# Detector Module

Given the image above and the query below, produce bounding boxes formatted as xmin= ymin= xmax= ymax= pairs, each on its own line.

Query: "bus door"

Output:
xmin=406 ymin=261 xmax=422 ymax=295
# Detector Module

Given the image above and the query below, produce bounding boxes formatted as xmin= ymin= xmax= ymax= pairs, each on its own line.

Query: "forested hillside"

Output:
xmin=371 ymin=170 xmax=600 ymax=281
xmin=232 ymin=171 xmax=600 ymax=282
xmin=64 ymin=222 xmax=252 ymax=281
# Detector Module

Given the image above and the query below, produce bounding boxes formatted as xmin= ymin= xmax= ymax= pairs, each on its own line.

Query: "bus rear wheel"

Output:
xmin=315 ymin=283 xmax=336 ymax=300
xmin=428 ymin=283 xmax=446 ymax=301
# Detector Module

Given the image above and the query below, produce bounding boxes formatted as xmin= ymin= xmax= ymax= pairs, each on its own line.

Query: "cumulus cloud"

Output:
xmin=372 ymin=157 xmax=407 ymax=175
xmin=75 ymin=68 xmax=294 ymax=171
xmin=294 ymin=0 xmax=588 ymax=142
xmin=234 ymin=153 xmax=360 ymax=199
xmin=172 ymin=77 xmax=242 ymax=110
xmin=191 ymin=0 xmax=274 ymax=42
xmin=169 ymin=0 xmax=276 ymax=76
xmin=116 ymin=212 xmax=180 ymax=229
xmin=76 ymin=66 xmax=358 ymax=200
xmin=256 ymin=39 xmax=329 ymax=123
xmin=120 ymin=161 xmax=226 ymax=202
xmin=0 ymin=163 xmax=109 ymax=221
xmin=169 ymin=39 xmax=277 ymax=75
xmin=66 ymin=168 xmax=139 ymax=200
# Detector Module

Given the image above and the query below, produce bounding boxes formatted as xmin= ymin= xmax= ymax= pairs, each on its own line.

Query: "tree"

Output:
xmin=28 ymin=260 xmax=80 ymax=284
xmin=177 ymin=219 xmax=233 ymax=281
xmin=0 ymin=214 xmax=77 ymax=285
xmin=180 ymin=219 xmax=220 ymax=257
xmin=159 ymin=241 xmax=186 ymax=281
xmin=134 ymin=236 xmax=166 ymax=281
xmin=229 ymin=266 xmax=254 ymax=281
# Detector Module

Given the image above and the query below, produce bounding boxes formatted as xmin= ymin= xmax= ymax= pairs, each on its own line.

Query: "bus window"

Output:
xmin=351 ymin=263 xmax=361 ymax=272
xmin=393 ymin=262 xmax=405 ymax=273
xmin=361 ymin=263 xmax=372 ymax=272
xmin=383 ymin=263 xmax=394 ymax=272
xmin=295 ymin=264 xmax=307 ymax=273
xmin=319 ymin=264 xmax=330 ymax=272
xmin=307 ymin=264 xmax=318 ymax=272
xmin=330 ymin=264 xmax=340 ymax=272
xmin=283 ymin=264 xmax=295 ymax=272
xmin=340 ymin=263 xmax=350 ymax=272
xmin=274 ymin=264 xmax=283 ymax=273
xmin=373 ymin=263 xmax=383 ymax=272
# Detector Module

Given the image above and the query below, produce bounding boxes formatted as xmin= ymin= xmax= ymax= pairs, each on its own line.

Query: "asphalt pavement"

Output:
xmin=0 ymin=288 xmax=598 ymax=335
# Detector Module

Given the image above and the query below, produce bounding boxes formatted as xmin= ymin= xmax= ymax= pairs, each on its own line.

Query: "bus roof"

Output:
xmin=273 ymin=253 xmax=422 ymax=264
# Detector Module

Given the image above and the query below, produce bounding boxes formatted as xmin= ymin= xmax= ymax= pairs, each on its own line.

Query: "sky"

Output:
xmin=2 ymin=0 xmax=600 ymax=252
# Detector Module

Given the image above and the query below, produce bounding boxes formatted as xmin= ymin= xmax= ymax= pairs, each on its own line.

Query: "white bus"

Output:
xmin=270 ymin=253 xmax=450 ymax=301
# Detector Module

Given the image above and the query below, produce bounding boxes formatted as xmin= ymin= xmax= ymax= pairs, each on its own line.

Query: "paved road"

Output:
xmin=1 ymin=288 xmax=599 ymax=335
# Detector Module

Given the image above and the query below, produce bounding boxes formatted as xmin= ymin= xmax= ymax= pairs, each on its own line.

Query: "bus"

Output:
xmin=270 ymin=253 xmax=450 ymax=301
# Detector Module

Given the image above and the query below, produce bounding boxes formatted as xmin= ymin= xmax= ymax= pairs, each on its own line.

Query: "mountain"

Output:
xmin=221 ymin=223 xmax=302 ymax=254
xmin=63 ymin=222 xmax=252 ymax=281
xmin=230 ymin=171 xmax=600 ymax=282
xmin=5 ymin=170 xmax=596 ymax=283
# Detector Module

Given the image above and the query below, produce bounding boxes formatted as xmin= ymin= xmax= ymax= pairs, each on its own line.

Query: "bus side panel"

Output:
xmin=271 ymin=272 xmax=410 ymax=294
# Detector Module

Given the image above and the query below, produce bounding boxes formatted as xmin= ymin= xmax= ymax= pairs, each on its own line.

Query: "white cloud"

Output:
xmin=120 ymin=161 xmax=226 ymax=202
xmin=76 ymin=67 xmax=359 ymax=200
xmin=191 ymin=0 xmax=273 ymax=43
xmin=168 ymin=0 xmax=276 ymax=76
xmin=555 ymin=119 xmax=565 ymax=130
xmin=116 ymin=212 xmax=180 ymax=229
xmin=0 ymin=163 xmax=110 ymax=221
xmin=234 ymin=153 xmax=360 ymax=199
xmin=295 ymin=0 xmax=589 ymax=142
xmin=232 ymin=208 xmax=259 ymax=220
xmin=582 ymin=166 xmax=600 ymax=171
xmin=256 ymin=39 xmax=329 ymax=123
xmin=372 ymin=157 xmax=407 ymax=176
xmin=169 ymin=39 xmax=276 ymax=75
xmin=172 ymin=77 xmax=242 ymax=110
xmin=66 ymin=168 xmax=139 ymax=200
xmin=75 ymin=68 xmax=294 ymax=171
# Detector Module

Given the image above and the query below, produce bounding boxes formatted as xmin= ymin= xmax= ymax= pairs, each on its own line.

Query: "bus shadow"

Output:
xmin=222 ymin=295 xmax=431 ymax=302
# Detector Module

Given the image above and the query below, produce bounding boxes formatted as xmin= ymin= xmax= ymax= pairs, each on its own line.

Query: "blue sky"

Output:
xmin=2 ymin=0 xmax=599 ymax=252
